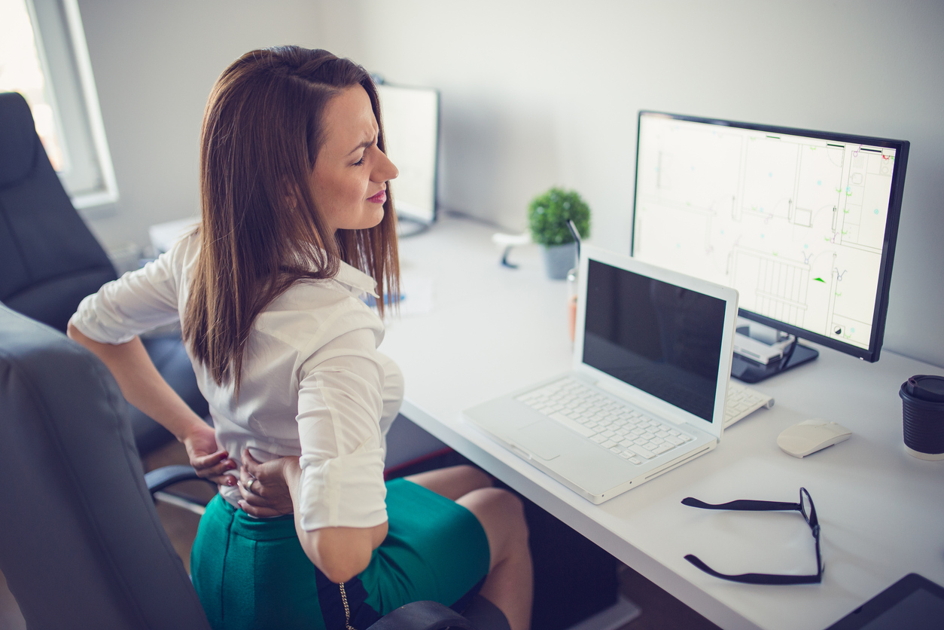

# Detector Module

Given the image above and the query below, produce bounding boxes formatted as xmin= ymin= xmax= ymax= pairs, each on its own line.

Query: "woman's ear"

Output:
xmin=281 ymin=179 xmax=300 ymax=211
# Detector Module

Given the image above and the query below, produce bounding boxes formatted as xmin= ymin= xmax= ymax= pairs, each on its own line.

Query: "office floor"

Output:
xmin=0 ymin=441 xmax=718 ymax=630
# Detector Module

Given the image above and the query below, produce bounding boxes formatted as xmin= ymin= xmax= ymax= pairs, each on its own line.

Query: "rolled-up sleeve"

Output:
xmin=69 ymin=243 xmax=185 ymax=344
xmin=295 ymin=326 xmax=390 ymax=531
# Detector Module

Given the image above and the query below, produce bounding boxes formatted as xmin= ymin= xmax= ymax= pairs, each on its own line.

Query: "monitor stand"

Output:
xmin=731 ymin=324 xmax=819 ymax=384
xmin=397 ymin=215 xmax=431 ymax=238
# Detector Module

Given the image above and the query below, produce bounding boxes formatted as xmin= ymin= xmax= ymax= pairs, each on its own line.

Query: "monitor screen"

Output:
xmin=376 ymin=83 xmax=440 ymax=225
xmin=583 ymin=258 xmax=727 ymax=422
xmin=631 ymin=111 xmax=909 ymax=362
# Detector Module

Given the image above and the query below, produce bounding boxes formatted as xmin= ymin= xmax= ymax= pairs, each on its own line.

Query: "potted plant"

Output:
xmin=527 ymin=187 xmax=590 ymax=279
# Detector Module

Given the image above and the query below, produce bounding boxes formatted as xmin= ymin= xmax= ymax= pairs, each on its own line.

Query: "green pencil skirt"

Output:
xmin=191 ymin=478 xmax=490 ymax=630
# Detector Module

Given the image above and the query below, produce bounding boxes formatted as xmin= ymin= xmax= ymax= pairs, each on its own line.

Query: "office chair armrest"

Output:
xmin=144 ymin=464 xmax=216 ymax=495
xmin=366 ymin=600 xmax=475 ymax=630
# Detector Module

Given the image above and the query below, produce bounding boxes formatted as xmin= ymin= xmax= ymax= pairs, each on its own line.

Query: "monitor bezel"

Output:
xmin=376 ymin=81 xmax=442 ymax=229
xmin=630 ymin=110 xmax=910 ymax=363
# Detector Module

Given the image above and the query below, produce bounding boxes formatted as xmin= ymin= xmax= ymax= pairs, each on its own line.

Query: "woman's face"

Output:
xmin=311 ymin=85 xmax=398 ymax=235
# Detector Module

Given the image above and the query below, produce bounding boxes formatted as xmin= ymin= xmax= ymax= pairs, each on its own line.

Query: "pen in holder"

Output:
xmin=566 ymin=220 xmax=582 ymax=342
xmin=567 ymin=266 xmax=578 ymax=342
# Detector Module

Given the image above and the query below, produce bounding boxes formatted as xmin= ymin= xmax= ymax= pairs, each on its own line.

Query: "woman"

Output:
xmin=68 ymin=46 xmax=532 ymax=630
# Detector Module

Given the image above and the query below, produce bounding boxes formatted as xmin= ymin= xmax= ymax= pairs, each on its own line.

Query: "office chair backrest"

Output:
xmin=0 ymin=92 xmax=118 ymax=332
xmin=0 ymin=304 xmax=212 ymax=630
xmin=0 ymin=92 xmax=209 ymax=456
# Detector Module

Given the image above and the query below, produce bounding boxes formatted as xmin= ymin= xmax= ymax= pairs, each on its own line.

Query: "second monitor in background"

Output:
xmin=631 ymin=111 xmax=909 ymax=382
xmin=375 ymin=81 xmax=440 ymax=236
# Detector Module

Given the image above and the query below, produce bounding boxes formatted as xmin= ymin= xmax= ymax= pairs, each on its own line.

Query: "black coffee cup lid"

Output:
xmin=904 ymin=375 xmax=944 ymax=403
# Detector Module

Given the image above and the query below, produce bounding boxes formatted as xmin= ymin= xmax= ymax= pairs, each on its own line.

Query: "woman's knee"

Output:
xmin=452 ymin=465 xmax=493 ymax=492
xmin=459 ymin=488 xmax=530 ymax=557
xmin=501 ymin=491 xmax=530 ymax=547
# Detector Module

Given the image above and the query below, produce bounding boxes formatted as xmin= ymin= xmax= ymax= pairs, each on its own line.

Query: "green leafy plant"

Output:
xmin=527 ymin=187 xmax=590 ymax=246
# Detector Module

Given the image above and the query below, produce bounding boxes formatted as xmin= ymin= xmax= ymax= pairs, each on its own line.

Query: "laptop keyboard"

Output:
xmin=516 ymin=378 xmax=694 ymax=465
xmin=724 ymin=381 xmax=774 ymax=428
xmin=517 ymin=378 xmax=774 ymax=464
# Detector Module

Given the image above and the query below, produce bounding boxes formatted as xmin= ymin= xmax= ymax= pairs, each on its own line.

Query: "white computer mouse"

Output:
xmin=777 ymin=419 xmax=853 ymax=458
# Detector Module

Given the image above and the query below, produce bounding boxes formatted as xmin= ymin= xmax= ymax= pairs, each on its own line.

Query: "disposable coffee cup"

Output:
xmin=899 ymin=375 xmax=944 ymax=461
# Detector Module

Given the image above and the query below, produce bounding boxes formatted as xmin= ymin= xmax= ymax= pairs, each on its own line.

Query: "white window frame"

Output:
xmin=27 ymin=0 xmax=118 ymax=211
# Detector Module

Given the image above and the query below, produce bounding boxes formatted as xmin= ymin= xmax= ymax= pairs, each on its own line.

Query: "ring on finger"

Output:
xmin=247 ymin=477 xmax=257 ymax=494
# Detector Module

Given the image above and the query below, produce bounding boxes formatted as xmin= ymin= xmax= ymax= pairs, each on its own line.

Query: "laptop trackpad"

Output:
xmin=512 ymin=421 xmax=562 ymax=461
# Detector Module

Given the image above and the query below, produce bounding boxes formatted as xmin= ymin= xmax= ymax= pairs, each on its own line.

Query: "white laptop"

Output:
xmin=464 ymin=246 xmax=739 ymax=504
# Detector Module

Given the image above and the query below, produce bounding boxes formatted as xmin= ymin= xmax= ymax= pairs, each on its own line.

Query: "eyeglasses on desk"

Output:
xmin=682 ymin=487 xmax=824 ymax=585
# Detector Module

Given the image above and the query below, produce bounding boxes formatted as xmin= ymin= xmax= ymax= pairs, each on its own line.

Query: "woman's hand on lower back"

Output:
xmin=237 ymin=449 xmax=297 ymax=517
xmin=182 ymin=421 xmax=237 ymax=487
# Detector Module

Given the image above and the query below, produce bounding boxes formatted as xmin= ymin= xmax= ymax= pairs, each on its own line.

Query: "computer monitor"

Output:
xmin=631 ymin=111 xmax=909 ymax=383
xmin=376 ymin=82 xmax=440 ymax=234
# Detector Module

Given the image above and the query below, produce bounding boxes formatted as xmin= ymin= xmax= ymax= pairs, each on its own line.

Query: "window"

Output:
xmin=0 ymin=0 xmax=117 ymax=210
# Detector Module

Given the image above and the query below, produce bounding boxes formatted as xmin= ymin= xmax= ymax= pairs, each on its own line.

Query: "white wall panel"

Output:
xmin=77 ymin=0 xmax=944 ymax=366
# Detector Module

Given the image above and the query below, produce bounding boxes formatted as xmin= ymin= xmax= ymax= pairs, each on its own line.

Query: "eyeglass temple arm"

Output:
xmin=682 ymin=497 xmax=800 ymax=511
xmin=684 ymin=555 xmax=822 ymax=585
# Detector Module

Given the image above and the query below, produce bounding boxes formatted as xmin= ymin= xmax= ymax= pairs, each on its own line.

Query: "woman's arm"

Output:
xmin=280 ymin=457 xmax=387 ymax=583
xmin=67 ymin=323 xmax=236 ymax=485
xmin=235 ymin=451 xmax=386 ymax=578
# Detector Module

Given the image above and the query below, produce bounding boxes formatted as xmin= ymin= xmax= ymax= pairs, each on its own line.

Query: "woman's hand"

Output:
xmin=182 ymin=422 xmax=237 ymax=487
xmin=237 ymin=449 xmax=297 ymax=517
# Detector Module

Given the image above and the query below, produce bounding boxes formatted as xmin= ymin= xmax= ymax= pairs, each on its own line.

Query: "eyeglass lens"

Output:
xmin=800 ymin=487 xmax=816 ymax=527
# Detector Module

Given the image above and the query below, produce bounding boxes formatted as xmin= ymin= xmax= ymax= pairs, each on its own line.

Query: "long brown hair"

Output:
xmin=183 ymin=46 xmax=399 ymax=393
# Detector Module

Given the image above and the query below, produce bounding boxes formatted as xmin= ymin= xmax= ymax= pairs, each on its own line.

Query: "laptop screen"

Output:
xmin=583 ymin=259 xmax=727 ymax=422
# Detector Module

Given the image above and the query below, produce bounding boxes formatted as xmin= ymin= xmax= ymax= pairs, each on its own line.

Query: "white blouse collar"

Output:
xmin=334 ymin=260 xmax=379 ymax=298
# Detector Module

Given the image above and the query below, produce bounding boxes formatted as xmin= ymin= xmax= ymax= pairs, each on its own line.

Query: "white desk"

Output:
xmin=382 ymin=213 xmax=944 ymax=630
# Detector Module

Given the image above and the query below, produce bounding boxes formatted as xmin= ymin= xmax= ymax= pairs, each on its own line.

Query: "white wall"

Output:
xmin=77 ymin=0 xmax=944 ymax=367
xmin=76 ymin=0 xmax=327 ymax=247
xmin=314 ymin=0 xmax=944 ymax=368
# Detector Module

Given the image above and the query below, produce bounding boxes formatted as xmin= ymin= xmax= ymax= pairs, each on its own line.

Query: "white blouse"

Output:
xmin=70 ymin=232 xmax=402 ymax=531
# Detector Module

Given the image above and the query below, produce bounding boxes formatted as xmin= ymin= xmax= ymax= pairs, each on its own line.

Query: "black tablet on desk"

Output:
xmin=826 ymin=573 xmax=944 ymax=629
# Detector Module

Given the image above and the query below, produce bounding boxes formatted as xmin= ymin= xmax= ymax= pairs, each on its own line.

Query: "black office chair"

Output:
xmin=0 ymin=90 xmax=207 ymax=456
xmin=0 ymin=305 xmax=508 ymax=630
